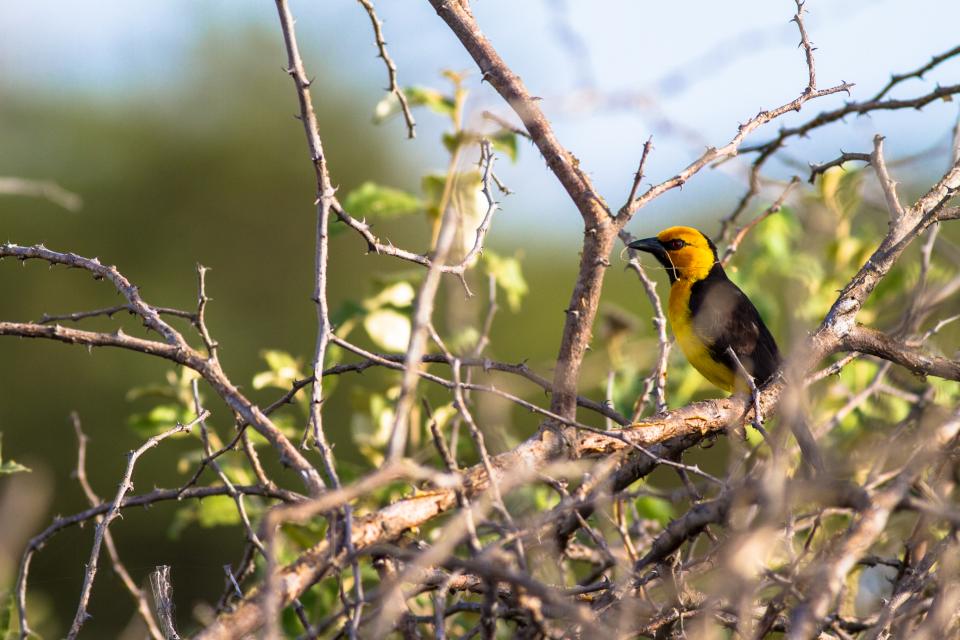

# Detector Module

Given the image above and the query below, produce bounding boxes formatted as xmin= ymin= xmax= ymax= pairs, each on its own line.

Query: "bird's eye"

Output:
xmin=665 ymin=239 xmax=686 ymax=251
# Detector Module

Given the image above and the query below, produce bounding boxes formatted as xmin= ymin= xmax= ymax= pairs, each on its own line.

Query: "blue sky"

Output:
xmin=2 ymin=0 xmax=958 ymax=235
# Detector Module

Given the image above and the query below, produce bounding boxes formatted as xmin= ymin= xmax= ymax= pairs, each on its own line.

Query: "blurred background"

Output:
xmin=1 ymin=0 xmax=958 ymax=636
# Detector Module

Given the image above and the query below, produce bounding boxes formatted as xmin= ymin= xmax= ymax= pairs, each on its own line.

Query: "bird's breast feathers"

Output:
xmin=668 ymin=278 xmax=737 ymax=391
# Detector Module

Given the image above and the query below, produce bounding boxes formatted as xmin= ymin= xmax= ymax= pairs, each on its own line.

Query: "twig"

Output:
xmin=0 ymin=176 xmax=82 ymax=211
xmin=740 ymin=83 xmax=960 ymax=158
xmin=66 ymin=411 xmax=207 ymax=639
xmin=721 ymin=176 xmax=800 ymax=266
xmin=619 ymin=229 xmax=670 ymax=417
xmin=456 ymin=139 xmax=500 ymax=292
xmin=871 ymin=44 xmax=960 ymax=101
xmin=725 ymin=346 xmax=768 ymax=440
xmin=69 ymin=413 xmax=164 ymax=640
xmin=194 ymin=264 xmax=220 ymax=359
xmin=0 ymin=242 xmax=326 ymax=495
xmin=841 ymin=326 xmax=960 ymax=381
xmin=791 ymin=0 xmax=817 ymax=94
xmin=618 ymin=136 xmax=654 ymax=216
xmin=807 ymin=152 xmax=871 ymax=183
xmin=788 ymin=409 xmax=960 ymax=639
xmin=357 ymin=0 xmax=416 ymax=138
xmin=871 ymin=135 xmax=905 ymax=221
xmin=331 ymin=334 xmax=621 ymax=432
xmin=480 ymin=110 xmax=531 ymax=140
xmin=150 ymin=566 xmax=181 ymax=640
xmin=386 ymin=177 xmax=460 ymax=461
xmin=38 ymin=304 xmax=195 ymax=325
xmin=271 ymin=1 xmax=360 ymax=635
xmin=620 ymin=0 xmax=852 ymax=220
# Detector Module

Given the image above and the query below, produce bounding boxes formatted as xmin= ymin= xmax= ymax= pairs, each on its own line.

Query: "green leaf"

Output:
xmin=442 ymin=131 xmax=466 ymax=154
xmin=128 ymin=404 xmax=191 ymax=438
xmin=635 ymin=495 xmax=675 ymax=525
xmin=404 ymin=86 xmax=456 ymax=117
xmin=755 ymin=207 xmax=795 ymax=260
xmin=342 ymin=182 xmax=422 ymax=219
xmin=363 ymin=282 xmax=416 ymax=311
xmin=819 ymin=166 xmax=863 ymax=217
xmin=447 ymin=327 xmax=480 ymax=353
xmin=169 ymin=496 xmax=241 ymax=538
xmin=483 ymin=251 xmax=529 ymax=312
xmin=363 ymin=308 xmax=411 ymax=352
xmin=373 ymin=86 xmax=455 ymax=123
xmin=124 ymin=383 xmax=178 ymax=402
xmin=197 ymin=496 xmax=242 ymax=528
xmin=253 ymin=350 xmax=305 ymax=391
xmin=421 ymin=174 xmax=447 ymax=220
xmin=331 ymin=299 xmax=365 ymax=327
xmin=351 ymin=390 xmax=396 ymax=466
xmin=490 ymin=129 xmax=519 ymax=162
xmin=0 ymin=593 xmax=13 ymax=640
xmin=0 ymin=433 xmax=30 ymax=476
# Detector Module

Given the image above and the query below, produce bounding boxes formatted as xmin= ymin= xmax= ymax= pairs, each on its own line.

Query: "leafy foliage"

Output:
xmin=0 ymin=433 xmax=30 ymax=476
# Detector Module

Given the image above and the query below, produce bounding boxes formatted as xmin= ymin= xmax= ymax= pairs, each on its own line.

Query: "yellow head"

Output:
xmin=628 ymin=226 xmax=719 ymax=282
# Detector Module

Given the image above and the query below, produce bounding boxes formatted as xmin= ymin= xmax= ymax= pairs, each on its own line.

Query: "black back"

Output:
xmin=688 ymin=263 xmax=781 ymax=384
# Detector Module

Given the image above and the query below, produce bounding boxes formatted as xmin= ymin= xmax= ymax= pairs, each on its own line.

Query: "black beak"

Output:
xmin=627 ymin=237 xmax=663 ymax=254
xmin=627 ymin=237 xmax=677 ymax=282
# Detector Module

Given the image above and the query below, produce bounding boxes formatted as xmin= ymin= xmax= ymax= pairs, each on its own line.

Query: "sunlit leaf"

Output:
xmin=490 ymin=129 xmax=519 ymax=162
xmin=0 ymin=592 xmax=15 ymax=639
xmin=635 ymin=495 xmax=674 ymax=525
xmin=124 ymin=383 xmax=177 ymax=402
xmin=363 ymin=308 xmax=411 ymax=352
xmin=197 ymin=495 xmax=242 ymax=528
xmin=483 ymin=251 xmax=528 ymax=312
xmin=351 ymin=390 xmax=395 ymax=466
xmin=373 ymin=86 xmax=455 ymax=123
xmin=421 ymin=174 xmax=447 ymax=221
xmin=447 ymin=327 xmax=480 ymax=353
xmin=253 ymin=350 xmax=305 ymax=391
xmin=364 ymin=281 xmax=416 ymax=311
xmin=755 ymin=207 xmax=795 ymax=260
xmin=342 ymin=182 xmax=422 ymax=219
xmin=0 ymin=433 xmax=30 ymax=476
xmin=128 ymin=404 xmax=191 ymax=438
xmin=442 ymin=131 xmax=466 ymax=154
xmin=819 ymin=166 xmax=863 ymax=217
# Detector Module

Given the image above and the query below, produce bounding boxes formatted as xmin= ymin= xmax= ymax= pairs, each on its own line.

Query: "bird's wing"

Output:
xmin=689 ymin=275 xmax=781 ymax=384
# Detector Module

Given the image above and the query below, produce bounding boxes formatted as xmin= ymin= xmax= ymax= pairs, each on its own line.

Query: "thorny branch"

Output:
xmin=66 ymin=411 xmax=207 ymax=640
xmin=5 ymin=2 xmax=960 ymax=639
xmin=356 ymin=0 xmax=416 ymax=139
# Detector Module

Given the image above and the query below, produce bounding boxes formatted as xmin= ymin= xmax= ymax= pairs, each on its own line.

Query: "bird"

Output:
xmin=628 ymin=226 xmax=781 ymax=394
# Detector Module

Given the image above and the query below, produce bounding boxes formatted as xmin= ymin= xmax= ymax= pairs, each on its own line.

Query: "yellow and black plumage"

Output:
xmin=629 ymin=226 xmax=780 ymax=393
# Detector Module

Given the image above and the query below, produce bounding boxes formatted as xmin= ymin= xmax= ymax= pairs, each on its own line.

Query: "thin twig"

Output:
xmin=721 ymin=176 xmax=800 ymax=266
xmin=357 ymin=0 xmax=416 ymax=138
xmin=69 ymin=414 xmax=164 ymax=640
xmin=66 ymin=412 xmax=207 ymax=639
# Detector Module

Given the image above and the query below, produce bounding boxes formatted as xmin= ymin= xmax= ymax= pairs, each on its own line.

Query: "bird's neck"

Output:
xmin=677 ymin=260 xmax=721 ymax=283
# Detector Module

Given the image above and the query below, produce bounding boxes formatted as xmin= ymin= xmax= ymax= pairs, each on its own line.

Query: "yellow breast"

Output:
xmin=668 ymin=280 xmax=736 ymax=392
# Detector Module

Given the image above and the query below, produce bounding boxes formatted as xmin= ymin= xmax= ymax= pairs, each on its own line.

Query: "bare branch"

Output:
xmin=149 ymin=566 xmax=181 ymax=640
xmin=0 ymin=176 xmax=82 ymax=211
xmin=69 ymin=414 xmax=164 ymax=640
xmin=788 ymin=409 xmax=960 ymax=639
xmin=841 ymin=326 xmax=960 ymax=381
xmin=741 ymin=83 xmax=960 ymax=158
xmin=808 ymin=151 xmax=871 ymax=183
xmin=0 ymin=243 xmax=325 ymax=494
xmin=871 ymin=44 xmax=960 ymax=101
xmin=356 ymin=0 xmax=416 ymax=138
xmin=721 ymin=176 xmax=800 ymax=266
xmin=66 ymin=411 xmax=207 ymax=639
xmin=871 ymin=135 xmax=906 ymax=221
